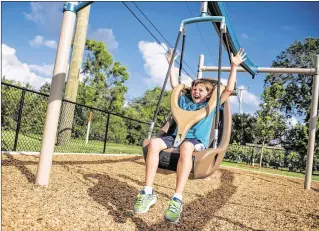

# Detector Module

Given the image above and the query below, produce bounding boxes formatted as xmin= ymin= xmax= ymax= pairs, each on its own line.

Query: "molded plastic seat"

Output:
xmin=143 ymin=80 xmax=232 ymax=179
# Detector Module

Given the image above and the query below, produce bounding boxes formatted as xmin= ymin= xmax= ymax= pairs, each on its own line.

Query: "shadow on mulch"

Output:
xmin=1 ymin=154 xmax=143 ymax=185
xmin=233 ymin=170 xmax=304 ymax=187
xmin=1 ymin=154 xmax=143 ymax=167
xmin=3 ymin=154 xmax=36 ymax=183
xmin=82 ymin=169 xmax=260 ymax=231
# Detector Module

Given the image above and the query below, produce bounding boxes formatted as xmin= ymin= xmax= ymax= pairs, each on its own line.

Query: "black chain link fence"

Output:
xmin=1 ymin=82 xmax=155 ymax=154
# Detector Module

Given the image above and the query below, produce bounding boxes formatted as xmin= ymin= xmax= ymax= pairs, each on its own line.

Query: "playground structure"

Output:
xmin=35 ymin=1 xmax=318 ymax=190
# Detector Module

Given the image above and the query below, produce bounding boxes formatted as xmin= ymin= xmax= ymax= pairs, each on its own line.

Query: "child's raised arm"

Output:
xmin=166 ymin=48 xmax=179 ymax=89
xmin=221 ymin=48 xmax=247 ymax=102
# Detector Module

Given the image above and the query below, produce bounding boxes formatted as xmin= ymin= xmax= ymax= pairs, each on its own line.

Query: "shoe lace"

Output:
xmin=168 ymin=200 xmax=181 ymax=214
xmin=135 ymin=194 xmax=146 ymax=205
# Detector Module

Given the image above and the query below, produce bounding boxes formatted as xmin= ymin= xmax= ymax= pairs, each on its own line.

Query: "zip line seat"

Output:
xmin=143 ymin=79 xmax=232 ymax=179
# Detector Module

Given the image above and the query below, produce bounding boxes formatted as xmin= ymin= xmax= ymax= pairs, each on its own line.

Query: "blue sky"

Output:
xmin=2 ymin=1 xmax=319 ymax=123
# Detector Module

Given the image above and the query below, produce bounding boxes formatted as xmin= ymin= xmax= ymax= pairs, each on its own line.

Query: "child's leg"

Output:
xmin=175 ymin=141 xmax=195 ymax=195
xmin=134 ymin=137 xmax=167 ymax=214
xmin=165 ymin=141 xmax=194 ymax=223
xmin=145 ymin=137 xmax=167 ymax=187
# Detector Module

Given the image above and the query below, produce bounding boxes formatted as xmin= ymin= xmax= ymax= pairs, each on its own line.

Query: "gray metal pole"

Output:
xmin=201 ymin=66 xmax=316 ymax=75
xmin=35 ymin=10 xmax=77 ymax=186
xmin=200 ymin=2 xmax=208 ymax=16
xmin=304 ymin=55 xmax=319 ymax=190
xmin=236 ymin=87 xmax=248 ymax=114
xmin=197 ymin=54 xmax=204 ymax=79
xmin=239 ymin=90 xmax=243 ymax=114
xmin=202 ymin=58 xmax=318 ymax=189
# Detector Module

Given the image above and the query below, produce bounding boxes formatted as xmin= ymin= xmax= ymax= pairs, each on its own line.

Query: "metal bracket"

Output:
xmin=200 ymin=1 xmax=208 ymax=16
xmin=220 ymin=20 xmax=227 ymax=34
xmin=174 ymin=134 xmax=182 ymax=148
xmin=63 ymin=2 xmax=76 ymax=13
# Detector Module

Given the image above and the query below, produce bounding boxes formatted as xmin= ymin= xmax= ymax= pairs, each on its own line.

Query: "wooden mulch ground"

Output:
xmin=2 ymin=153 xmax=319 ymax=231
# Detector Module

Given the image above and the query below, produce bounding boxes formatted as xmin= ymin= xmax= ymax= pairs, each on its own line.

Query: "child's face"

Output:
xmin=191 ymin=83 xmax=211 ymax=104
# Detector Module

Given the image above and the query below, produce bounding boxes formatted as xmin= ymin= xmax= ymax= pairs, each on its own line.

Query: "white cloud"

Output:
xmin=2 ymin=44 xmax=51 ymax=89
xmin=44 ymin=40 xmax=58 ymax=49
xmin=1 ymin=44 xmax=89 ymax=92
xmin=241 ymin=33 xmax=255 ymax=41
xmin=241 ymin=33 xmax=249 ymax=39
xmin=228 ymin=85 xmax=261 ymax=114
xmin=29 ymin=64 xmax=54 ymax=77
xmin=138 ymin=41 xmax=193 ymax=90
xmin=286 ymin=116 xmax=302 ymax=128
xmin=29 ymin=35 xmax=44 ymax=46
xmin=23 ymin=2 xmax=63 ymax=34
xmin=281 ymin=25 xmax=294 ymax=31
xmin=203 ymin=77 xmax=228 ymax=85
xmin=88 ymin=28 xmax=119 ymax=50
xmin=242 ymin=90 xmax=260 ymax=107
xmin=24 ymin=2 xmax=45 ymax=23
xmin=290 ymin=117 xmax=298 ymax=127
xmin=29 ymin=36 xmax=57 ymax=49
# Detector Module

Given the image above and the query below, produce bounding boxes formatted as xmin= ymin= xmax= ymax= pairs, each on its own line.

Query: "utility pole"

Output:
xmin=236 ymin=87 xmax=248 ymax=114
xmin=58 ymin=4 xmax=91 ymax=145
xmin=236 ymin=86 xmax=248 ymax=145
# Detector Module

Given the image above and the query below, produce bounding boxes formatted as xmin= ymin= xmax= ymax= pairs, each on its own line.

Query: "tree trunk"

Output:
xmin=57 ymin=5 xmax=91 ymax=145
xmin=259 ymin=140 xmax=265 ymax=167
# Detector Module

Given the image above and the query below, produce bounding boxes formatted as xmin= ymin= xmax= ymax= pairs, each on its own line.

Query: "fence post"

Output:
xmin=103 ymin=113 xmax=110 ymax=153
xmin=13 ymin=90 xmax=26 ymax=151
xmin=85 ymin=111 xmax=93 ymax=145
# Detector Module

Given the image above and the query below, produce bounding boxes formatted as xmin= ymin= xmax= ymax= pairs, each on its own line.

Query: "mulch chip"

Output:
xmin=2 ymin=153 xmax=319 ymax=231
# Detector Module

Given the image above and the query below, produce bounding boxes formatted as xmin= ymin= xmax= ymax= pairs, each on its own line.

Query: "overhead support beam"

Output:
xmin=201 ymin=66 xmax=316 ymax=74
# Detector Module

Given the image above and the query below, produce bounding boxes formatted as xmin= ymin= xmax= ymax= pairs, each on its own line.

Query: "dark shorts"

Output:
xmin=159 ymin=135 xmax=205 ymax=151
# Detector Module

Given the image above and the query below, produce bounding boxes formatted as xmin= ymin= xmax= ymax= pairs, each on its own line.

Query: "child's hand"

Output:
xmin=231 ymin=48 xmax=247 ymax=66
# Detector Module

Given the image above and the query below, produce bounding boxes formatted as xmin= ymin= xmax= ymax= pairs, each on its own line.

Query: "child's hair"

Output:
xmin=191 ymin=79 xmax=216 ymax=94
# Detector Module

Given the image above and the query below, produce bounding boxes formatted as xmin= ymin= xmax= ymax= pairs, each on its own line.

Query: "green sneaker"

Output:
xmin=165 ymin=197 xmax=183 ymax=224
xmin=133 ymin=190 xmax=157 ymax=213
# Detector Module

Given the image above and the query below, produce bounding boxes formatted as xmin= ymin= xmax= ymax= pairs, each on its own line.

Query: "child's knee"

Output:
xmin=179 ymin=142 xmax=195 ymax=158
xmin=149 ymin=138 xmax=159 ymax=147
xmin=148 ymin=138 xmax=165 ymax=152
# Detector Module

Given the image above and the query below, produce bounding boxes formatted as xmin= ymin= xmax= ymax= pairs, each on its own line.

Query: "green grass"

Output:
xmin=221 ymin=160 xmax=319 ymax=181
xmin=1 ymin=130 xmax=142 ymax=154
xmin=2 ymin=130 xmax=318 ymax=180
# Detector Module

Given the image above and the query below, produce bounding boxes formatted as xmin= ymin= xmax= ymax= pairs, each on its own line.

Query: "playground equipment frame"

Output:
xmin=35 ymin=1 xmax=318 ymax=191
xmin=198 ymin=54 xmax=319 ymax=190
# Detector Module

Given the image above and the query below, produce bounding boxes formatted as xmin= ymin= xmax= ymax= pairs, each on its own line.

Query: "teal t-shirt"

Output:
xmin=173 ymin=94 xmax=216 ymax=148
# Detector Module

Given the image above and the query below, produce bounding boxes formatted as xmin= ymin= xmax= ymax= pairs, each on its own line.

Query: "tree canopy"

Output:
xmin=78 ymin=40 xmax=129 ymax=113
xmin=264 ymin=38 xmax=319 ymax=122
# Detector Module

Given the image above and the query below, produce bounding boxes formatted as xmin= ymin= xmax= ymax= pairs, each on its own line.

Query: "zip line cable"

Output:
xmin=185 ymin=2 xmax=235 ymax=88
xmin=122 ymin=1 xmax=196 ymax=78
xmin=185 ymin=2 xmax=218 ymax=64
xmin=132 ymin=2 xmax=199 ymax=77
xmin=132 ymin=2 xmax=173 ymax=48
xmin=131 ymin=2 xmax=198 ymax=78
